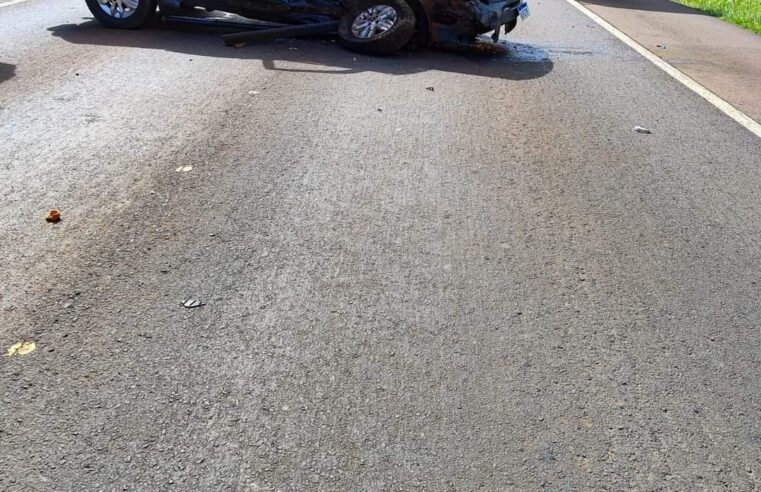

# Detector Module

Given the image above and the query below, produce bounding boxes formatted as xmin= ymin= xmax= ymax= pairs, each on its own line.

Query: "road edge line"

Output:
xmin=563 ymin=0 xmax=761 ymax=140
xmin=0 ymin=0 xmax=32 ymax=8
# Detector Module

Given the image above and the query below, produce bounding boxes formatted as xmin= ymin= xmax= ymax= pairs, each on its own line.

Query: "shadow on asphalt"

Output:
xmin=580 ymin=0 xmax=707 ymax=15
xmin=47 ymin=20 xmax=553 ymax=81
xmin=0 ymin=63 xmax=16 ymax=84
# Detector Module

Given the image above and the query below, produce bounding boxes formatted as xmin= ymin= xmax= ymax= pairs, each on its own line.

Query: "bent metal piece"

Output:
xmin=222 ymin=20 xmax=340 ymax=45
xmin=163 ymin=14 xmax=286 ymax=30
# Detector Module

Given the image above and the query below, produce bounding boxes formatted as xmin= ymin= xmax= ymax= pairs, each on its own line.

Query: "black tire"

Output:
xmin=85 ymin=0 xmax=158 ymax=29
xmin=339 ymin=0 xmax=415 ymax=55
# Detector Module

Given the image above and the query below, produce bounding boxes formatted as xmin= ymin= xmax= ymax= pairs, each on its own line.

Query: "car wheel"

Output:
xmin=85 ymin=0 xmax=158 ymax=29
xmin=339 ymin=0 xmax=416 ymax=55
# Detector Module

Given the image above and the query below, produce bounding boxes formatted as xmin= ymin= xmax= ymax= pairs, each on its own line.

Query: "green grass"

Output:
xmin=675 ymin=0 xmax=761 ymax=34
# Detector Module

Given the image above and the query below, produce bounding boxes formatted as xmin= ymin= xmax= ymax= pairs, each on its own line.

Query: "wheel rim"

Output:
xmin=97 ymin=0 xmax=139 ymax=19
xmin=351 ymin=5 xmax=398 ymax=39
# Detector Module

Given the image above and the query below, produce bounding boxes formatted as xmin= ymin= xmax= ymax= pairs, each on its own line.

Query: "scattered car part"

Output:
xmin=633 ymin=125 xmax=652 ymax=134
xmin=182 ymin=299 xmax=205 ymax=308
xmin=46 ymin=209 xmax=61 ymax=223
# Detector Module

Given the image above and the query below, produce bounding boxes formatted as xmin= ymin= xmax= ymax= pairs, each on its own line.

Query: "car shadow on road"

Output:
xmin=47 ymin=21 xmax=553 ymax=81
xmin=0 ymin=63 xmax=16 ymax=84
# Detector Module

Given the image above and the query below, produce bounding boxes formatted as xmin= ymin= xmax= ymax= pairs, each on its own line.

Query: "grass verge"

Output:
xmin=675 ymin=0 xmax=761 ymax=34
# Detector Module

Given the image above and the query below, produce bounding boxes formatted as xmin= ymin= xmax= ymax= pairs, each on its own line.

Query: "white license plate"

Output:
xmin=518 ymin=2 xmax=530 ymax=19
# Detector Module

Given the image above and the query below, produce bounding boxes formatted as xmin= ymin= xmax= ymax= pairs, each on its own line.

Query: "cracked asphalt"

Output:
xmin=2 ymin=0 xmax=761 ymax=489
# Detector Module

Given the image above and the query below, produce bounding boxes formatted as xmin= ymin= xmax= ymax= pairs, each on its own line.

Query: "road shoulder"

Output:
xmin=579 ymin=0 xmax=761 ymax=124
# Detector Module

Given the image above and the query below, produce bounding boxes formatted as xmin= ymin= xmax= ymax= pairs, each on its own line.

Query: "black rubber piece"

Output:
xmin=85 ymin=0 xmax=158 ymax=29
xmin=222 ymin=21 xmax=340 ymax=45
xmin=338 ymin=0 xmax=415 ymax=55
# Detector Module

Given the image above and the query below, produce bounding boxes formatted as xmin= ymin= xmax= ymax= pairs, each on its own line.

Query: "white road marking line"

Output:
xmin=0 ymin=0 xmax=33 ymax=8
xmin=564 ymin=0 xmax=761 ymax=140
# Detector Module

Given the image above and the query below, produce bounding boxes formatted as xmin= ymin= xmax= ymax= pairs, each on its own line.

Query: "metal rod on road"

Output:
xmin=222 ymin=21 xmax=340 ymax=46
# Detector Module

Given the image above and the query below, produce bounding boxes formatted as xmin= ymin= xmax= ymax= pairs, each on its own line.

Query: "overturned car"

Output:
xmin=86 ymin=0 xmax=529 ymax=54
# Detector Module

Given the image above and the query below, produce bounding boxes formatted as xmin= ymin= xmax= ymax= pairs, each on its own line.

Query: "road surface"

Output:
xmin=1 ymin=0 xmax=761 ymax=489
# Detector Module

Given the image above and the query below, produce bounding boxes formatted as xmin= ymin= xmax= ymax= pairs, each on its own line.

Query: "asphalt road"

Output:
xmin=2 ymin=0 xmax=761 ymax=490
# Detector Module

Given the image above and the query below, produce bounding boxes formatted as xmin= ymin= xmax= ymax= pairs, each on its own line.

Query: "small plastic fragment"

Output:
xmin=426 ymin=87 xmax=435 ymax=92
xmin=633 ymin=126 xmax=652 ymax=134
xmin=175 ymin=165 xmax=193 ymax=172
xmin=7 ymin=341 xmax=36 ymax=356
xmin=182 ymin=300 xmax=205 ymax=309
xmin=46 ymin=209 xmax=61 ymax=223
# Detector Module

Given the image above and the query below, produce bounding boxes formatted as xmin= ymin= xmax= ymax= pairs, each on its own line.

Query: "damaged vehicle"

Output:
xmin=85 ymin=0 xmax=529 ymax=54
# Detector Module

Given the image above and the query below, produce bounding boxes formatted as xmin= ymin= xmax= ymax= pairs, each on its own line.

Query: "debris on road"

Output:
xmin=426 ymin=87 xmax=435 ymax=92
xmin=7 ymin=341 xmax=37 ymax=357
xmin=45 ymin=209 xmax=61 ymax=223
xmin=181 ymin=299 xmax=205 ymax=309
xmin=633 ymin=125 xmax=652 ymax=134
xmin=175 ymin=165 xmax=193 ymax=173
xmin=248 ymin=90 xmax=261 ymax=95
xmin=656 ymin=44 xmax=667 ymax=49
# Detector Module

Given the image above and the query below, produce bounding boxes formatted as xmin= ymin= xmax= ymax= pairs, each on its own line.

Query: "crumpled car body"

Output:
xmin=88 ymin=0 xmax=529 ymax=54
